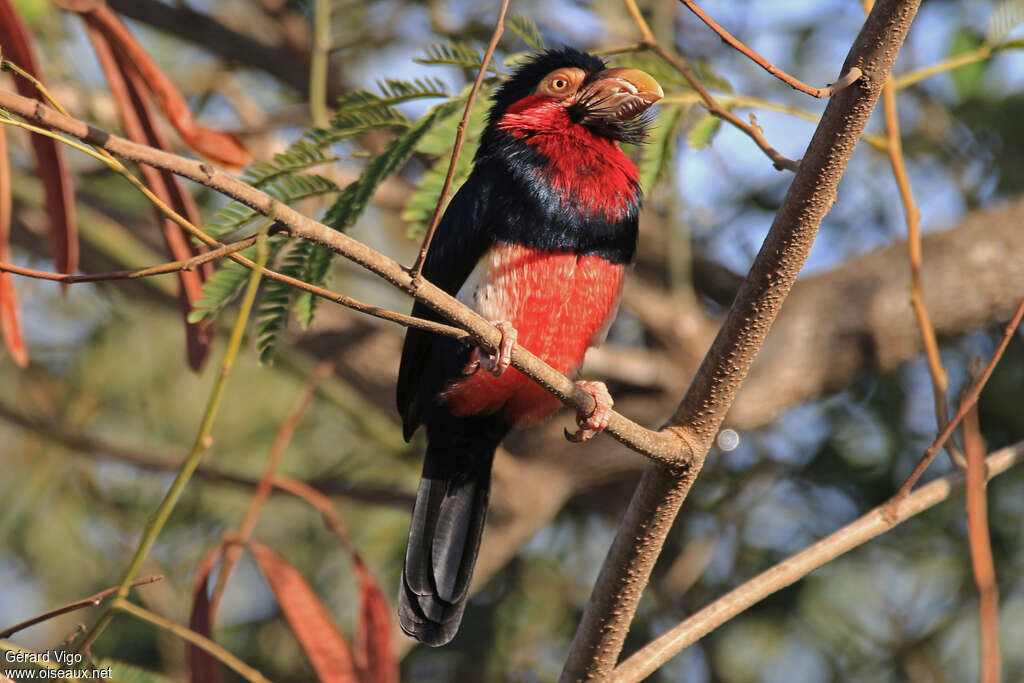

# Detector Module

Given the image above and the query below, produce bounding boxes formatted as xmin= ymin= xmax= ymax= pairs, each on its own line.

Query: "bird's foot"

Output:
xmin=463 ymin=320 xmax=517 ymax=377
xmin=565 ymin=381 xmax=613 ymax=443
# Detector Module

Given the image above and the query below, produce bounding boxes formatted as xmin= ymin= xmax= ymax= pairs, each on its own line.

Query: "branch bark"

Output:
xmin=560 ymin=1 xmax=922 ymax=678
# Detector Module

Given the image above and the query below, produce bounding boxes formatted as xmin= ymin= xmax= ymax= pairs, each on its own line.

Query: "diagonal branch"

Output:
xmin=677 ymin=0 xmax=862 ymax=98
xmin=0 ymin=576 xmax=162 ymax=639
xmin=623 ymin=0 xmax=804 ymax=171
xmin=610 ymin=441 xmax=1024 ymax=681
xmin=560 ymin=1 xmax=921 ymax=679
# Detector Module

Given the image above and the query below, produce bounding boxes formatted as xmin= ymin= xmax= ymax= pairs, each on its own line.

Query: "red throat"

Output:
xmin=498 ymin=97 xmax=639 ymax=222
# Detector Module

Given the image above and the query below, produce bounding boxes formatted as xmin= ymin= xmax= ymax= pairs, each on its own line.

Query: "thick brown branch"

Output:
xmin=560 ymin=1 xmax=921 ymax=679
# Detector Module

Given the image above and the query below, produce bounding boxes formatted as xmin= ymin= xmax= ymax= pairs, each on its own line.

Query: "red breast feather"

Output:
xmin=442 ymin=243 xmax=625 ymax=426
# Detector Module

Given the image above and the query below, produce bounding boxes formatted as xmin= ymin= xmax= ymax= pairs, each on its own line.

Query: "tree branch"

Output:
xmin=677 ymin=0 xmax=862 ymax=98
xmin=0 ymin=576 xmax=162 ymax=639
xmin=623 ymin=0 xmax=801 ymax=171
xmin=610 ymin=440 xmax=1024 ymax=681
xmin=560 ymin=1 xmax=920 ymax=678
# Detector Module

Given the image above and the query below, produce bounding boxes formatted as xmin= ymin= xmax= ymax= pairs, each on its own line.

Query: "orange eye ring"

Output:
xmin=538 ymin=67 xmax=585 ymax=97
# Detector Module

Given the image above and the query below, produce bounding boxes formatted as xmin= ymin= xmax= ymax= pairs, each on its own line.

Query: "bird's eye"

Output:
xmin=553 ymin=78 xmax=567 ymax=89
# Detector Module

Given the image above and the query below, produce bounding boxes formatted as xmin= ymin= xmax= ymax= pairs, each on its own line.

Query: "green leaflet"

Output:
xmin=987 ymin=0 xmax=1024 ymax=46
xmin=189 ymin=235 xmax=287 ymax=323
xmin=198 ymin=76 xmax=453 ymax=336
xmin=415 ymin=40 xmax=501 ymax=74
xmin=209 ymin=174 xmax=339 ymax=240
xmin=276 ymin=100 xmax=459 ymax=352
xmin=687 ymin=108 xmax=727 ymax=150
xmin=402 ymin=96 xmax=489 ymax=236
xmin=507 ymin=15 xmax=545 ymax=50
xmin=638 ymin=103 xmax=687 ymax=194
xmin=256 ymin=239 xmax=314 ymax=364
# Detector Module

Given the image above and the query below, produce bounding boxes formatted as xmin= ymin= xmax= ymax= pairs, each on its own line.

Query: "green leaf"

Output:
xmin=292 ymin=243 xmax=334 ymax=329
xmin=402 ymin=145 xmax=476 ymax=237
xmin=415 ymin=41 xmax=501 ymax=74
xmin=687 ymin=109 xmax=725 ymax=150
xmin=507 ymin=15 xmax=545 ymax=50
xmin=336 ymin=77 xmax=450 ymax=112
xmin=987 ymin=0 xmax=1024 ymax=45
xmin=209 ymin=174 xmax=339 ymax=239
xmin=291 ymin=100 xmax=460 ymax=327
xmin=255 ymin=239 xmax=314 ymax=364
xmin=949 ymin=28 xmax=988 ymax=98
xmin=188 ymin=255 xmax=252 ymax=323
xmin=638 ymin=103 xmax=687 ymax=193
xmin=189 ymin=235 xmax=286 ymax=323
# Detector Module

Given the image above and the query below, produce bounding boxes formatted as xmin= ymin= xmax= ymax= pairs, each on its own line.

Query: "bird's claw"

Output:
xmin=565 ymin=381 xmax=613 ymax=443
xmin=464 ymin=321 xmax=517 ymax=377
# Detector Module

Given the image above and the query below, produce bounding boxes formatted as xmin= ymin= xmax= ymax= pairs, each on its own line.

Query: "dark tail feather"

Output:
xmin=399 ymin=420 xmax=505 ymax=646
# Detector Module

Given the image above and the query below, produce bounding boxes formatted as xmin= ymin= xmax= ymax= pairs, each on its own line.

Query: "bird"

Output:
xmin=396 ymin=47 xmax=662 ymax=646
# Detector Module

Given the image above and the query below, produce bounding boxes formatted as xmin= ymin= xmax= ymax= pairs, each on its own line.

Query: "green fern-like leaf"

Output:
xmin=188 ymin=250 xmax=254 ymax=323
xmin=256 ymin=239 xmax=313 ymax=364
xmin=337 ymin=77 xmax=450 ymax=112
xmin=987 ymin=0 xmax=1024 ymax=45
xmin=415 ymin=41 xmax=501 ymax=74
xmin=639 ymin=103 xmax=687 ymax=193
xmin=189 ymin=235 xmax=287 ymax=323
xmin=290 ymin=100 xmax=461 ymax=327
xmin=687 ymin=108 xmax=726 ymax=150
xmin=402 ymin=97 xmax=489 ymax=235
xmin=208 ymin=174 xmax=339 ymax=239
xmin=507 ymin=15 xmax=545 ymax=50
xmin=292 ymin=243 xmax=334 ymax=329
xmin=243 ymin=141 xmax=338 ymax=187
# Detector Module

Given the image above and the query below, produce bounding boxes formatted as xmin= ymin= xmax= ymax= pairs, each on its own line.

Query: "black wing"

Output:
xmin=397 ymin=169 xmax=495 ymax=439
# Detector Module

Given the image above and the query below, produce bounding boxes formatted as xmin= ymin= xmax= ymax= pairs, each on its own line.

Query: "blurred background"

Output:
xmin=1 ymin=0 xmax=1023 ymax=681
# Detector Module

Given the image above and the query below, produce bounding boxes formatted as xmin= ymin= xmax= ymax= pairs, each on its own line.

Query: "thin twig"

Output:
xmin=623 ymin=0 xmax=801 ymax=171
xmin=410 ymin=0 xmax=510 ymax=279
xmin=111 ymin=598 xmax=270 ymax=683
xmin=208 ymin=361 xmax=335 ymax=619
xmin=963 ymin=380 xmax=1001 ymax=683
xmin=0 ymin=236 xmax=257 ymax=283
xmin=76 ymin=229 xmax=274 ymax=654
xmin=610 ymin=441 xmax=1024 ymax=682
xmin=892 ymin=297 xmax=1024 ymax=499
xmin=879 ymin=72 xmax=963 ymax=466
xmin=309 ymin=0 xmax=331 ymax=127
xmin=0 ymin=576 xmax=162 ymax=639
xmin=678 ymin=0 xmax=861 ymax=98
